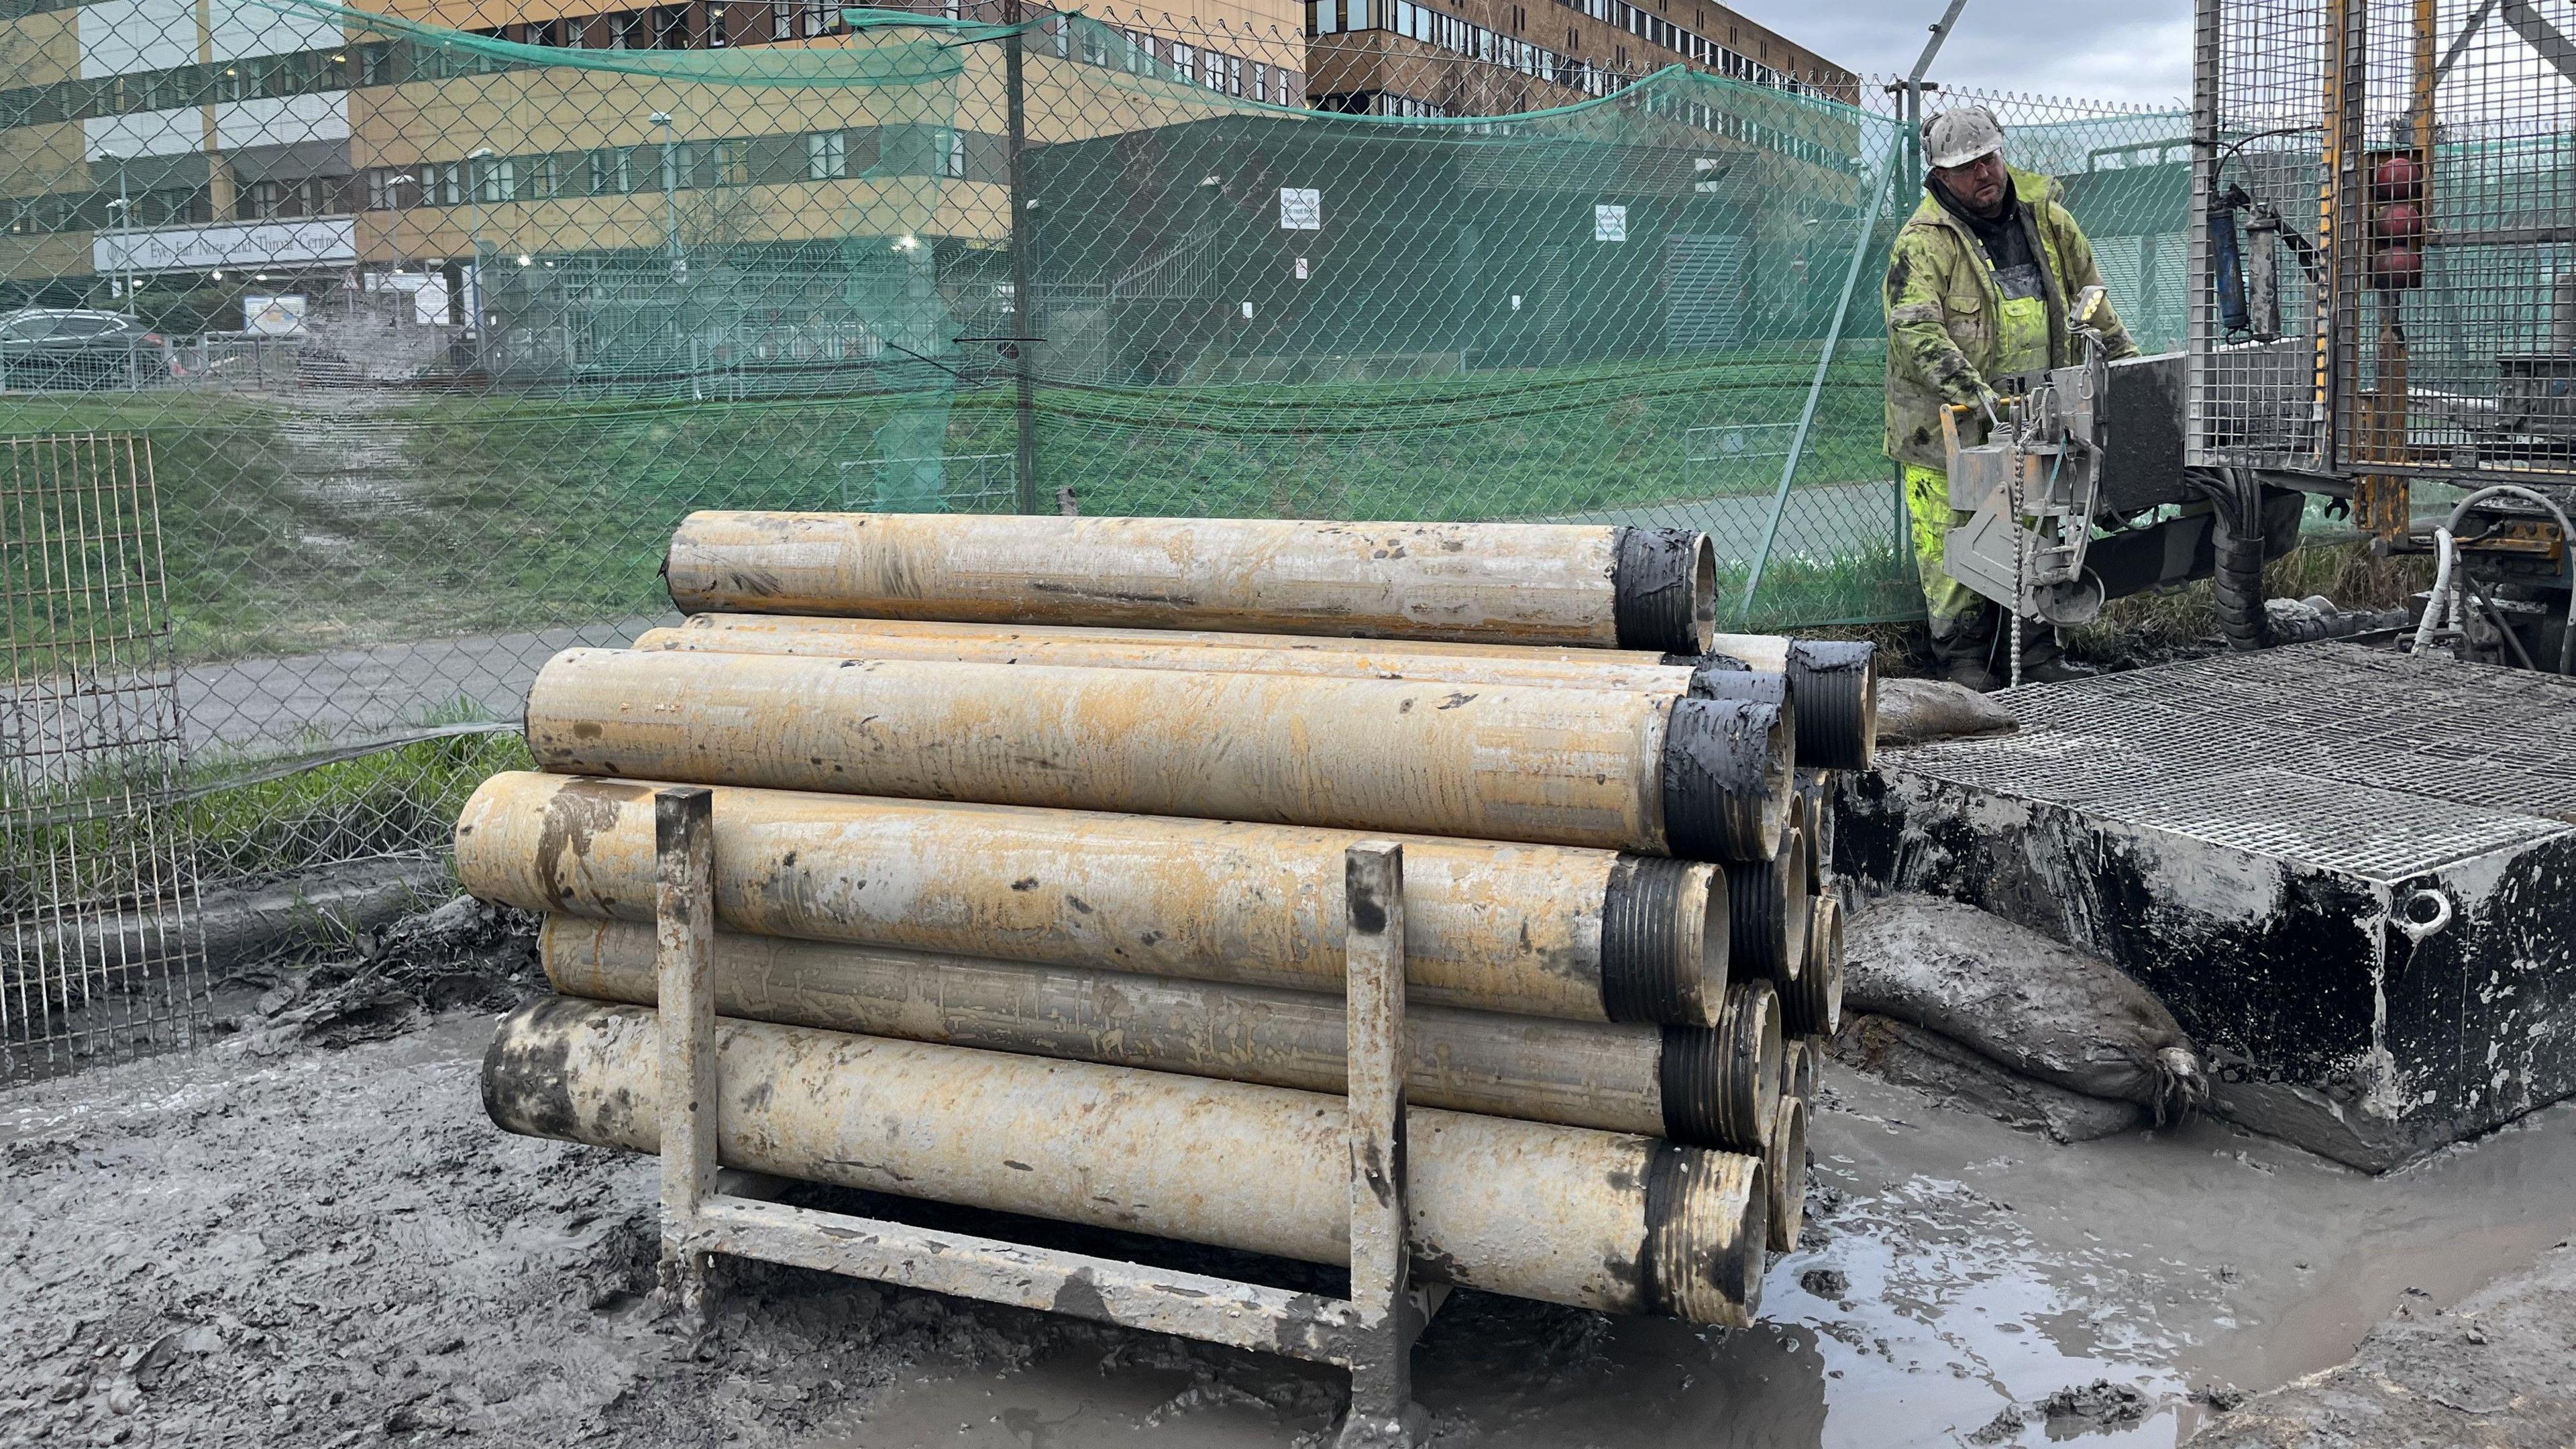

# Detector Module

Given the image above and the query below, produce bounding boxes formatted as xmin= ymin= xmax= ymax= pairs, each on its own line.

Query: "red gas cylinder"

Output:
xmin=2369 ymin=247 xmax=2424 ymax=290
xmin=2374 ymin=201 xmax=2425 ymax=241
xmin=2371 ymin=153 xmax=2425 ymax=203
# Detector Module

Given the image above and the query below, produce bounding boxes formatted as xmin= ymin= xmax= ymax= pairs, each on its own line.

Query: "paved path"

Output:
xmin=152 ymin=482 xmax=1902 ymax=759
xmin=175 ymin=614 xmax=674 ymax=758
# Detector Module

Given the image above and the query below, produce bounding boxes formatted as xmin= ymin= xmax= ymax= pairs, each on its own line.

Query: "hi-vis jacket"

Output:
xmin=1881 ymin=166 xmax=2140 ymax=470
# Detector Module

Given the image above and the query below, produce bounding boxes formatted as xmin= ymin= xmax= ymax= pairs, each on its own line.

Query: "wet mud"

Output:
xmin=7 ymin=989 xmax=2575 ymax=1446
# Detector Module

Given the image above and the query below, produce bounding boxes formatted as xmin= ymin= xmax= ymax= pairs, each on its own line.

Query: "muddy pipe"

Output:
xmin=524 ymin=649 xmax=1790 ymax=863
xmin=1709 ymin=978 xmax=1783 ymax=1153
xmin=1725 ymin=820 xmax=1810 ymax=983
xmin=635 ymin=615 xmax=1713 ymax=696
xmin=539 ymin=916 xmax=1779 ymax=1151
xmin=486 ymin=997 xmax=1770 ymax=1326
xmin=1038 ymin=625 xmax=1871 ymax=773
xmin=1779 ymin=1036 xmax=1823 ymax=1106
xmin=1763 ymin=1094 xmax=1807 ymax=1253
xmin=1781 ymin=896 xmax=1843 ymax=1039
xmin=663 ymin=512 xmax=1718 ymax=655
xmin=1688 ymin=639 xmax=1876 ymax=773
xmin=458 ymin=773 xmax=1730 ymax=1026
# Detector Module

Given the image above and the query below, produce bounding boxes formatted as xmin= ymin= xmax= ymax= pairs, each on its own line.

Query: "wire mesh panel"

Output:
xmin=1 ymin=435 xmax=208 ymax=1083
xmin=0 ymin=0 xmax=2201 ymax=932
xmin=2190 ymin=0 xmax=2334 ymax=473
xmin=2194 ymin=0 xmax=2576 ymax=484
xmin=2335 ymin=0 xmax=2576 ymax=483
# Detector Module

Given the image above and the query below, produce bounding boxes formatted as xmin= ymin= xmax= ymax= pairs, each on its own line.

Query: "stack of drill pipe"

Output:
xmin=525 ymin=647 xmax=1791 ymax=865
xmin=658 ymin=509 xmax=1870 ymax=767
xmin=484 ymin=998 xmax=1772 ymax=1327
xmin=661 ymin=511 xmax=1721 ymax=653
xmin=459 ymin=773 xmax=1784 ymax=1153
xmin=476 ymin=511 xmax=1874 ymax=1329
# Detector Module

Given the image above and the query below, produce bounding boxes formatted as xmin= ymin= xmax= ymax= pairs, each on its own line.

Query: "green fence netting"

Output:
xmin=0 ymin=0 xmax=2191 ymax=892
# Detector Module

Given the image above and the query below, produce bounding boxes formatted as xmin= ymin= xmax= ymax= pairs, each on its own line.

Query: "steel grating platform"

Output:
xmin=1838 ymin=643 xmax=2576 ymax=1170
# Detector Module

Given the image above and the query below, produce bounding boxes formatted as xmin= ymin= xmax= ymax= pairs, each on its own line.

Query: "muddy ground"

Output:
xmin=7 ymin=912 xmax=2576 ymax=1448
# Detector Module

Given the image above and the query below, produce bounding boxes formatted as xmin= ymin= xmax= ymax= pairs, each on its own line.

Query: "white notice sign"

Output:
xmin=1594 ymin=204 xmax=1627 ymax=242
xmin=1279 ymin=186 xmax=1321 ymax=231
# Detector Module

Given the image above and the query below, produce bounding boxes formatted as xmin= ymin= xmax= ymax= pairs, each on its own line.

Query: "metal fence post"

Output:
xmin=1336 ymin=840 xmax=1427 ymax=1449
xmin=1005 ymin=1 xmax=1041 ymax=515
xmin=655 ymin=785 xmax=718 ymax=1322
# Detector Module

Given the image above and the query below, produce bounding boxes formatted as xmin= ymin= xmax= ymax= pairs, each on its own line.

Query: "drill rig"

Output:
xmin=1941 ymin=0 xmax=2576 ymax=674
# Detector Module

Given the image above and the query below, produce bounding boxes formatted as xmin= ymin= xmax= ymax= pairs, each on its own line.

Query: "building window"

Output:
xmin=772 ymin=0 xmax=792 ymax=38
xmin=589 ymin=148 xmax=633 ymax=195
xmin=945 ymin=129 xmax=965 ymax=180
xmin=608 ymin=10 xmax=647 ymax=47
xmin=708 ymin=4 xmax=728 ymax=45
xmin=1252 ymin=60 xmax=1267 ymax=102
xmin=800 ymin=1 xmax=833 ymax=35
xmin=473 ymin=158 xmax=515 ymax=203
xmin=526 ymin=156 xmax=559 ymax=199
xmin=656 ymin=4 xmax=690 ymax=48
xmin=807 ymin=130 xmax=846 ymax=180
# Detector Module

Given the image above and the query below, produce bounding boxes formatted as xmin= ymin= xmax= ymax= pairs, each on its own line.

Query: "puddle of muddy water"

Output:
xmin=806 ymin=1070 xmax=2576 ymax=1449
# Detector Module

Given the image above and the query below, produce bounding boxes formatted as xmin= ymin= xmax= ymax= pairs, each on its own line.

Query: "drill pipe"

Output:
xmin=539 ymin=916 xmax=1778 ymax=1151
xmin=1764 ymin=1094 xmax=1808 ymax=1253
xmin=1725 ymin=821 xmax=1810 ymax=983
xmin=524 ymin=649 xmax=1790 ymax=863
xmin=1782 ymin=1036 xmax=1823 ymax=1106
xmin=663 ymin=511 xmax=1718 ymax=655
xmin=636 ymin=614 xmax=1717 ymax=698
xmin=1711 ymin=978 xmax=1783 ymax=1153
xmin=1782 ymin=896 xmax=1843 ymax=1039
xmin=458 ymin=773 xmax=1729 ymax=1026
xmin=485 ymin=997 xmax=1770 ymax=1326
xmin=997 ymin=624 xmax=1874 ymax=773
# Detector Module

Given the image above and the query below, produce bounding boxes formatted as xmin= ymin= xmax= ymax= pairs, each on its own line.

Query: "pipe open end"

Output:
xmin=1660 ymin=698 xmax=1792 ymax=865
xmin=1784 ymin=896 xmax=1843 ymax=1038
xmin=1764 ymin=1095 xmax=1809 ymax=1253
xmin=1602 ymin=857 xmax=1728 ymax=1028
xmin=1645 ymin=1146 xmax=1768 ymax=1328
xmin=1725 ymin=822 xmax=1807 ymax=985
xmin=1786 ymin=641 xmax=1878 ymax=771
xmin=1614 ymin=528 xmax=1719 ymax=655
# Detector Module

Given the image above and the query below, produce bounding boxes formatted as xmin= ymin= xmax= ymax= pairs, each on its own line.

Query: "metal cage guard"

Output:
xmin=647 ymin=786 xmax=1439 ymax=1448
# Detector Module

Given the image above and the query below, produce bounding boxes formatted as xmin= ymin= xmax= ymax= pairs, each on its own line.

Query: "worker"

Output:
xmin=1884 ymin=105 xmax=2138 ymax=690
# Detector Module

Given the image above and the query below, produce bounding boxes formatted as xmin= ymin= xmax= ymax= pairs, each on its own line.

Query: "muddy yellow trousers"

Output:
xmin=1903 ymin=463 xmax=1984 ymax=625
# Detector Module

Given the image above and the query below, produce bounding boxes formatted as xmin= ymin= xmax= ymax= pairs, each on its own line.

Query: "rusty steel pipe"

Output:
xmin=1782 ymin=896 xmax=1843 ymax=1039
xmin=663 ymin=512 xmax=1718 ymax=655
xmin=1763 ymin=1095 xmax=1807 ymax=1253
xmin=539 ymin=916 xmax=1780 ymax=1152
xmin=524 ymin=649 xmax=1790 ymax=863
xmin=485 ymin=997 xmax=1770 ymax=1326
xmin=458 ymin=773 xmax=1730 ymax=1026
xmin=635 ymin=615 xmax=1711 ymax=696
xmin=1725 ymin=820 xmax=1810 ymax=983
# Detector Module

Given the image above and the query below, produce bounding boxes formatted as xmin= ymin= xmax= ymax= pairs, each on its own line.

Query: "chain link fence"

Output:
xmin=0 ymin=1 xmax=2194 ymax=974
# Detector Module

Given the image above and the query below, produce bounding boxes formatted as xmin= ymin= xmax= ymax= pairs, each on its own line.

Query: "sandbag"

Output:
xmin=1832 ymin=1014 xmax=2145 ymax=1143
xmin=1872 ymin=678 xmax=2017 ymax=748
xmin=1841 ymin=894 xmax=2206 ymax=1119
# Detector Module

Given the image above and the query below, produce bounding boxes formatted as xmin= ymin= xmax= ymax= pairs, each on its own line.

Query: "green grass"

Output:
xmin=1 ymin=354 xmax=1891 ymax=667
xmin=3 ymin=730 xmax=527 ymax=910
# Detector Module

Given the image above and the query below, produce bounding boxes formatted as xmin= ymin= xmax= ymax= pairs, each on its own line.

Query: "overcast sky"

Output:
xmin=1727 ymin=0 xmax=2193 ymax=107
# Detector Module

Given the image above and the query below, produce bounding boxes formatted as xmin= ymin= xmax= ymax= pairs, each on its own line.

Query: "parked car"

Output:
xmin=0 ymin=308 xmax=180 ymax=389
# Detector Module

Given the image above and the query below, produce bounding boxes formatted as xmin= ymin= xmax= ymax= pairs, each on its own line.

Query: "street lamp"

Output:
xmin=650 ymin=112 xmax=684 ymax=280
xmin=466 ymin=146 xmax=496 ymax=369
xmin=98 ymin=149 xmax=132 ymax=314
xmin=382 ymin=170 xmax=419 ymax=322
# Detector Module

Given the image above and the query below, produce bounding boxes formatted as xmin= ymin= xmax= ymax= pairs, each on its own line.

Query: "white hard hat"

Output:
xmin=1923 ymin=106 xmax=2005 ymax=169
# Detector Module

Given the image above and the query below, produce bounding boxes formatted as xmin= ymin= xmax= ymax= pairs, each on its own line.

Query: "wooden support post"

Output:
xmin=655 ymin=786 xmax=718 ymax=1321
xmin=1336 ymin=841 xmax=1429 ymax=1449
